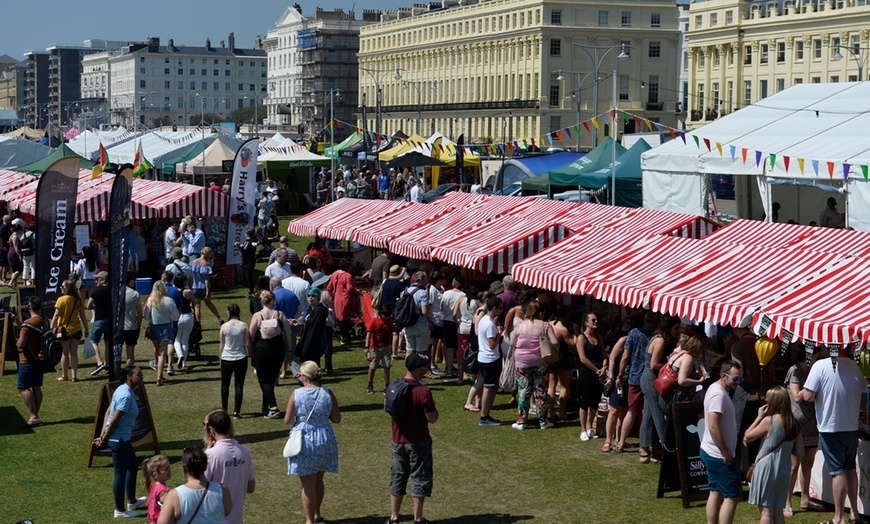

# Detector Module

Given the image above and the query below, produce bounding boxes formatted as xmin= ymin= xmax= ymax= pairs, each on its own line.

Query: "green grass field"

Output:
xmin=0 ymin=217 xmax=838 ymax=523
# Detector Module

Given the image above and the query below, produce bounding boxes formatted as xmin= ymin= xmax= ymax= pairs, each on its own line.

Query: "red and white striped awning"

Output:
xmin=556 ymin=203 xmax=633 ymax=232
xmin=389 ymin=197 xmax=537 ymax=260
xmin=601 ymin=207 xmax=721 ymax=239
xmin=749 ymin=256 xmax=870 ymax=345
xmin=430 ymin=215 xmax=570 ymax=273
xmin=288 ymin=198 xmax=367 ymax=237
xmin=73 ymin=185 xmax=111 ymax=222
xmin=700 ymin=219 xmax=817 ymax=248
xmin=431 ymin=191 xmax=487 ymax=208
xmin=316 ymin=200 xmax=410 ymax=241
xmin=784 ymin=227 xmax=870 ymax=257
xmin=0 ymin=170 xmax=37 ymax=195
xmin=650 ymin=245 xmax=843 ymax=328
xmin=126 ymin=179 xmax=228 ymax=219
xmin=351 ymin=202 xmax=455 ymax=249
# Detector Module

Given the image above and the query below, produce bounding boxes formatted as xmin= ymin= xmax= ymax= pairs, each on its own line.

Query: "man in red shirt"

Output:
xmin=17 ymin=296 xmax=45 ymax=427
xmin=366 ymin=307 xmax=394 ymax=394
xmin=387 ymin=353 xmax=438 ymax=524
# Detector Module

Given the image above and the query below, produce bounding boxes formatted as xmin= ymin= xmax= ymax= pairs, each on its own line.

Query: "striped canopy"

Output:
xmin=0 ymin=170 xmax=36 ymax=195
xmin=287 ymin=198 xmax=368 ymax=238
xmin=351 ymin=202 xmax=455 ymax=249
xmin=316 ymin=200 xmax=410 ymax=241
xmin=601 ymin=207 xmax=720 ymax=239
xmin=700 ymin=219 xmax=817 ymax=248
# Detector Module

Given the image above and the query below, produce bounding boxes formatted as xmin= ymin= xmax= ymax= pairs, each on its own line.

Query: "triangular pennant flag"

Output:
xmin=555 ymin=130 xmax=562 ymax=142
xmin=783 ymin=156 xmax=790 ymax=172
xmin=602 ymin=112 xmax=610 ymax=125
xmin=622 ymin=111 xmax=630 ymax=124
xmin=653 ymin=122 xmax=664 ymax=133
xmin=530 ymin=137 xmax=536 ymax=147
xmin=703 ymin=138 xmax=711 ymax=151
xmin=611 ymin=108 xmax=617 ymax=120
xmin=862 ymin=165 xmax=868 ymax=180
xmin=633 ymin=115 xmax=642 ymax=127
xmin=811 ymin=159 xmax=819 ymax=176
xmin=693 ymin=135 xmax=700 ymax=148
xmin=798 ymin=158 xmax=805 ymax=174
xmin=669 ymin=128 xmax=677 ymax=140
xmin=769 ymin=153 xmax=776 ymax=170
xmin=644 ymin=119 xmax=653 ymax=131
xmin=591 ymin=118 xmax=600 ymax=130
xmin=729 ymin=145 xmax=736 ymax=160
xmin=715 ymin=142 xmax=723 ymax=156
xmin=679 ymin=131 xmax=686 ymax=144
xmin=564 ymin=128 xmax=572 ymax=140
xmin=582 ymin=122 xmax=591 ymax=134
xmin=844 ymin=163 xmax=851 ymax=180
xmin=545 ymin=134 xmax=553 ymax=145
xmin=827 ymin=161 xmax=835 ymax=179
xmin=523 ymin=140 xmax=528 ymax=149
xmin=755 ymin=150 xmax=763 ymax=167
xmin=572 ymin=124 xmax=580 ymax=135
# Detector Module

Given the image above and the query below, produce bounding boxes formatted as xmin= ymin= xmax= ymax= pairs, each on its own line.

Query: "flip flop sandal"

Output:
xmin=601 ymin=442 xmax=612 ymax=452
xmin=639 ymin=453 xmax=651 ymax=464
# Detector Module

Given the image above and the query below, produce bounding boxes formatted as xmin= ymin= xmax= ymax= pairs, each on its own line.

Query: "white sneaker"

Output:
xmin=114 ymin=509 xmax=139 ymax=518
xmin=148 ymin=360 xmax=157 ymax=371
xmin=589 ymin=429 xmax=599 ymax=439
xmin=540 ymin=421 xmax=555 ymax=430
xmin=127 ymin=496 xmax=147 ymax=511
xmin=166 ymin=366 xmax=175 ymax=376
xmin=580 ymin=430 xmax=591 ymax=441
xmin=511 ymin=422 xmax=525 ymax=431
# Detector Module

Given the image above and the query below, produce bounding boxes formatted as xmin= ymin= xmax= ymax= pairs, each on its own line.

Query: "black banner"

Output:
xmin=455 ymin=133 xmax=465 ymax=180
xmin=34 ymin=157 xmax=80 ymax=308
xmin=107 ymin=168 xmax=133 ymax=381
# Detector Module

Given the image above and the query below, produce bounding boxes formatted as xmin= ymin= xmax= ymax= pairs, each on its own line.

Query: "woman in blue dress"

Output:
xmin=284 ymin=361 xmax=341 ymax=524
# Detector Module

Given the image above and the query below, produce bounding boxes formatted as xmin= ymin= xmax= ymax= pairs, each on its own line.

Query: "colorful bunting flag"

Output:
xmin=798 ymin=158 xmax=805 ymax=174
xmin=862 ymin=165 xmax=868 ymax=180
xmin=827 ymin=161 xmax=835 ymax=178
xmin=715 ymin=141 xmax=723 ymax=156
xmin=783 ymin=156 xmax=790 ymax=172
xmin=755 ymin=150 xmax=762 ymax=167
xmin=693 ymin=135 xmax=700 ymax=149
xmin=729 ymin=145 xmax=736 ymax=160
xmin=812 ymin=160 xmax=819 ymax=176
xmin=844 ymin=163 xmax=851 ymax=180
xmin=769 ymin=154 xmax=776 ymax=170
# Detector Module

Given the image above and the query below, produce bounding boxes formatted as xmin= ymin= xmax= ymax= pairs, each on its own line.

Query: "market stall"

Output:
xmin=350 ymin=202 xmax=456 ymax=249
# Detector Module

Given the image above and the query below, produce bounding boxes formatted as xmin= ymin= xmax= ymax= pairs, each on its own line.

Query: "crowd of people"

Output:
xmin=10 ymin=214 xmax=869 ymax=523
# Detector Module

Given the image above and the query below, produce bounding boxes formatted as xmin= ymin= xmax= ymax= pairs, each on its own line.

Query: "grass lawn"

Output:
xmin=0 ymin=217 xmax=834 ymax=523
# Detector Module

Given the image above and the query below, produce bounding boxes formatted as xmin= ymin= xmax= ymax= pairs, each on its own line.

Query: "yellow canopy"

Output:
xmin=428 ymin=135 xmax=480 ymax=167
xmin=378 ymin=134 xmax=428 ymax=162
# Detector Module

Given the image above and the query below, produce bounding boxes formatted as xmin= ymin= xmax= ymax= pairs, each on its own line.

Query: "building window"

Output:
xmin=549 ymin=74 xmax=560 ymax=106
xmin=213 ymin=69 xmax=219 ymax=76
xmin=225 ymin=70 xmax=231 ymax=76
xmin=164 ymin=68 xmax=170 ymax=75
xmin=163 ymin=81 xmax=170 ymax=89
xmin=190 ymin=69 xmax=195 ymax=75
xmin=777 ymin=43 xmax=785 ymax=62
xmin=849 ymin=75 xmax=858 ymax=82
xmin=743 ymin=80 xmax=751 ymax=105
xmin=140 ymin=57 xmax=145 ymax=63
xmin=776 ymin=78 xmax=785 ymax=91
xmin=177 ymin=97 xmax=183 ymax=109
xmin=697 ymin=83 xmax=705 ymax=110
xmin=710 ymin=13 xmax=718 ymax=26
xmin=760 ymin=79 xmax=768 ymax=98
xmin=814 ymin=39 xmax=822 ymax=59
xmin=759 ymin=44 xmax=769 ymax=64
xmin=682 ymin=81 xmax=689 ymax=112
xmin=852 ymin=35 xmax=861 ymax=55
xmin=140 ymin=67 xmax=146 ymax=74
xmin=744 ymin=45 xmax=752 ymax=65
xmin=648 ymin=41 xmax=661 ymax=58
xmin=699 ymin=53 xmax=706 ymax=69
xmin=225 ymin=82 xmax=231 ymax=90
xmin=832 ymin=37 xmax=841 ymax=57
xmin=695 ymin=15 xmax=702 ymax=29
xmin=213 ymin=82 xmax=219 ymax=90
xmin=226 ymin=60 xmax=231 ymax=65
xmin=648 ymin=75 xmax=659 ymax=104
xmin=726 ymin=10 xmax=733 ymax=24
xmin=619 ymin=75 xmax=630 ymax=100
xmin=714 ymin=50 xmax=720 ymax=67
xmin=727 ymin=81 xmax=733 ymax=110
xmin=729 ymin=47 xmax=734 ymax=65
xmin=238 ymin=83 xmax=244 ymax=90
xmin=140 ymin=80 xmax=146 ymax=88
xmin=811 ymin=77 xmax=821 ymax=83
xmin=178 ymin=68 xmax=183 ymax=75
xmin=621 ymin=11 xmax=631 ymax=26
xmin=831 ymin=75 xmax=840 ymax=83
xmin=201 ymin=69 xmax=207 ymax=75
xmin=598 ymin=11 xmax=608 ymax=25
xmin=551 ymin=9 xmax=561 ymax=24
xmin=550 ymin=39 xmax=561 ymax=56
xmin=165 ymin=58 xmax=169 ymax=63
xmin=794 ymin=78 xmax=803 ymax=84
xmin=683 ymin=51 xmax=689 ymax=70
xmin=796 ymin=41 xmax=804 ymax=60
xmin=712 ymin=82 xmax=720 ymax=106
xmin=201 ymin=82 xmax=207 ymax=90
xmin=621 ymin=41 xmax=631 ymax=57
xmin=177 ymin=81 xmax=183 ymax=89
xmin=651 ymin=13 xmax=661 ymax=27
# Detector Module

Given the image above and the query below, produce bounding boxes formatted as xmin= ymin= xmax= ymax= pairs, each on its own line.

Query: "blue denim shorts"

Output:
xmin=17 ymin=363 xmax=44 ymax=389
xmin=81 ymin=278 xmax=96 ymax=290
xmin=151 ymin=323 xmax=174 ymax=343
xmin=819 ymin=431 xmax=859 ymax=476
xmin=700 ymin=448 xmax=741 ymax=499
xmin=90 ymin=319 xmax=108 ymax=343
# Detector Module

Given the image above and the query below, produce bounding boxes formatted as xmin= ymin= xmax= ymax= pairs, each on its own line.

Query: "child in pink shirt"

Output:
xmin=142 ymin=454 xmax=172 ymax=524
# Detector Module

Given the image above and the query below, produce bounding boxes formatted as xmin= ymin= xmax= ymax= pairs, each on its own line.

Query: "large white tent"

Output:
xmin=106 ymin=129 xmax=217 ymax=166
xmin=641 ymin=82 xmax=870 ymax=230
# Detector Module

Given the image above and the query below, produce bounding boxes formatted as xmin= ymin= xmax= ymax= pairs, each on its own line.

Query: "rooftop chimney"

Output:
xmin=228 ymin=32 xmax=235 ymax=51
xmin=205 ymin=37 xmax=211 ymax=50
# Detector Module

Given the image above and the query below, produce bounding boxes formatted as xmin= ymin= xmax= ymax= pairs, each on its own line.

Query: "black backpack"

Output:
xmin=384 ymin=378 xmax=418 ymax=418
xmin=22 ymin=322 xmax=63 ymax=371
xmin=393 ymin=288 xmax=423 ymax=329
xmin=19 ymin=233 xmax=34 ymax=257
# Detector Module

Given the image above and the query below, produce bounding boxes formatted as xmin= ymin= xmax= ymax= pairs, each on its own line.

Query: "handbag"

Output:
xmin=186 ymin=481 xmax=209 ymax=524
xmin=744 ymin=437 xmax=785 ymax=483
xmin=652 ymin=350 xmax=686 ymax=396
xmin=145 ymin=325 xmax=154 ymax=340
xmin=499 ymin=340 xmax=517 ymax=393
xmin=51 ymin=305 xmax=75 ymax=337
xmin=539 ymin=324 xmax=558 ymax=364
xmin=371 ymin=286 xmax=383 ymax=309
xmin=283 ymin=387 xmax=322 ymax=458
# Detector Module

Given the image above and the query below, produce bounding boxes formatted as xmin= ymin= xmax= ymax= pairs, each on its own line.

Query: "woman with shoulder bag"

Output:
xmin=51 ymin=279 xmax=89 ymax=382
xmin=284 ymin=361 xmax=341 ymax=524
xmin=249 ymin=290 xmax=295 ymax=419
xmin=145 ymin=281 xmax=180 ymax=386
xmin=638 ymin=316 xmax=681 ymax=464
xmin=462 ymin=291 xmax=490 ymax=412
xmin=157 ymin=447 xmax=232 ymax=524
xmin=510 ymin=301 xmax=559 ymax=430
xmin=743 ymin=386 xmax=803 ymax=524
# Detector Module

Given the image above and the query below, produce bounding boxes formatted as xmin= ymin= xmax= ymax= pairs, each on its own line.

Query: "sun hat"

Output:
xmin=389 ymin=265 xmax=403 ymax=279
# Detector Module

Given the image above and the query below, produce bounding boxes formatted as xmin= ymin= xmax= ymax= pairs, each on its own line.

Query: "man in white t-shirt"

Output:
xmin=476 ymin=295 xmax=504 ymax=427
xmin=700 ymin=360 xmax=743 ymax=524
xmin=282 ymin=261 xmax=310 ymax=320
xmin=264 ymin=248 xmax=291 ymax=280
xmin=801 ymin=351 xmax=865 ymax=524
xmin=402 ymin=271 xmax=431 ymax=357
xmin=409 ymin=179 xmax=423 ymax=203
xmin=163 ymin=220 xmax=179 ymax=266
xmin=204 ymin=409 xmax=255 ymax=524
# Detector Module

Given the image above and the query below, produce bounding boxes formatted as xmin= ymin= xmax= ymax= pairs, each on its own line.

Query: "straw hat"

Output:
xmin=389 ymin=265 xmax=404 ymax=280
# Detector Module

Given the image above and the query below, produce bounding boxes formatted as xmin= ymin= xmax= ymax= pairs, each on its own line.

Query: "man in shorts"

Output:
xmin=86 ymin=271 xmax=111 ymax=376
xmin=476 ymin=295 xmax=504 ymax=427
xmin=615 ymin=312 xmax=659 ymax=451
xmin=365 ymin=307 xmax=394 ymax=394
xmin=123 ymin=273 xmax=142 ymax=368
xmin=17 ymin=296 xmax=45 ymax=427
xmin=700 ymin=360 xmax=743 ymax=524
xmin=801 ymin=348 xmax=865 ymax=524
xmin=387 ymin=353 xmax=438 ymax=524
xmin=402 ymin=271 xmax=431 ymax=360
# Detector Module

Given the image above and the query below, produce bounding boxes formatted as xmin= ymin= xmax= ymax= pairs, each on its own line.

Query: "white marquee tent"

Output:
xmin=641 ymin=82 xmax=870 ymax=230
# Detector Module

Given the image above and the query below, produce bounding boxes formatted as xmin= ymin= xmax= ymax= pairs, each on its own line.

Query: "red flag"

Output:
xmin=582 ymin=122 xmax=591 ymax=134
xmin=783 ymin=156 xmax=790 ymax=172
xmin=703 ymin=138 xmax=711 ymax=151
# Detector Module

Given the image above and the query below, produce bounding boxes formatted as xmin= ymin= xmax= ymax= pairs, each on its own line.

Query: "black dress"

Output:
xmin=577 ymin=333 xmax=605 ymax=411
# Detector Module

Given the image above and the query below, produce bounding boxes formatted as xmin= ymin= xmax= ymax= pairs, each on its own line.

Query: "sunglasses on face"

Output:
xmin=727 ymin=375 xmax=744 ymax=384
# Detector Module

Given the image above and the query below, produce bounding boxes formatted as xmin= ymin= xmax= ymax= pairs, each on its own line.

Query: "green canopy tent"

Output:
xmin=159 ymin=140 xmax=210 ymax=178
xmin=323 ymin=131 xmax=363 ymax=160
xmin=575 ymin=139 xmax=652 ymax=207
xmin=521 ymin=137 xmax=626 ymax=195
xmin=14 ymin=143 xmax=94 ymax=174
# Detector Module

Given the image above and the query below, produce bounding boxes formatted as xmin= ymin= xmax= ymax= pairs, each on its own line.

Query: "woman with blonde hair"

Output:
xmin=51 ymin=279 xmax=89 ymax=382
xmin=145 ymin=280 xmax=179 ymax=386
xmin=744 ymin=386 xmax=803 ymax=524
xmin=284 ymin=361 xmax=341 ymax=524
xmin=249 ymin=290 xmax=294 ymax=419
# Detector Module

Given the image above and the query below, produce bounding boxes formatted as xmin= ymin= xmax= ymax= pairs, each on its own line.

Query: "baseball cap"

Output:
xmin=95 ymin=271 xmax=108 ymax=280
xmin=405 ymin=353 xmax=429 ymax=372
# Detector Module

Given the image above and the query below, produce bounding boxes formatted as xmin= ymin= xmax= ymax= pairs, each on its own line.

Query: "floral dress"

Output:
xmin=287 ymin=386 xmax=338 ymax=476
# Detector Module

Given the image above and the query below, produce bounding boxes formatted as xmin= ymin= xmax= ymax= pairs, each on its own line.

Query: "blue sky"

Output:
xmin=1 ymin=0 xmax=407 ymax=60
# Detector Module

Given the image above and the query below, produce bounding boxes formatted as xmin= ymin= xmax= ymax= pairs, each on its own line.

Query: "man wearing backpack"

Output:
xmin=19 ymin=223 xmax=35 ymax=287
xmin=399 ymin=272 xmax=432 ymax=364
xmin=387 ymin=353 xmax=438 ymax=524
xmin=17 ymin=296 xmax=45 ymax=427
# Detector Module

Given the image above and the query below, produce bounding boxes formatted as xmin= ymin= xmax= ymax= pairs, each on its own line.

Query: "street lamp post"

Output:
xmin=572 ymin=43 xmax=629 ymax=147
xmin=325 ymin=89 xmax=340 ymax=203
xmin=360 ymin=66 xmax=401 ymax=142
xmin=610 ymin=69 xmax=618 ymax=206
xmin=399 ymin=78 xmax=437 ymax=136
xmin=177 ymin=90 xmax=200 ymax=130
xmin=196 ymin=93 xmax=206 ymax=186
xmin=556 ymin=69 xmax=596 ymax=150
xmin=833 ymin=44 xmax=870 ymax=81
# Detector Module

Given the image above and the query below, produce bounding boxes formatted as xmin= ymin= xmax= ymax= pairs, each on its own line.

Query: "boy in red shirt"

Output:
xmin=365 ymin=307 xmax=394 ymax=394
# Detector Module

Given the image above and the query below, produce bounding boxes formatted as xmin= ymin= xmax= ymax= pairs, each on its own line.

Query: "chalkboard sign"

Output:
xmin=657 ymin=400 xmax=709 ymax=508
xmin=16 ymin=286 xmax=37 ymax=323
xmin=87 ymin=380 xmax=160 ymax=467
xmin=0 ymin=313 xmax=16 ymax=375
